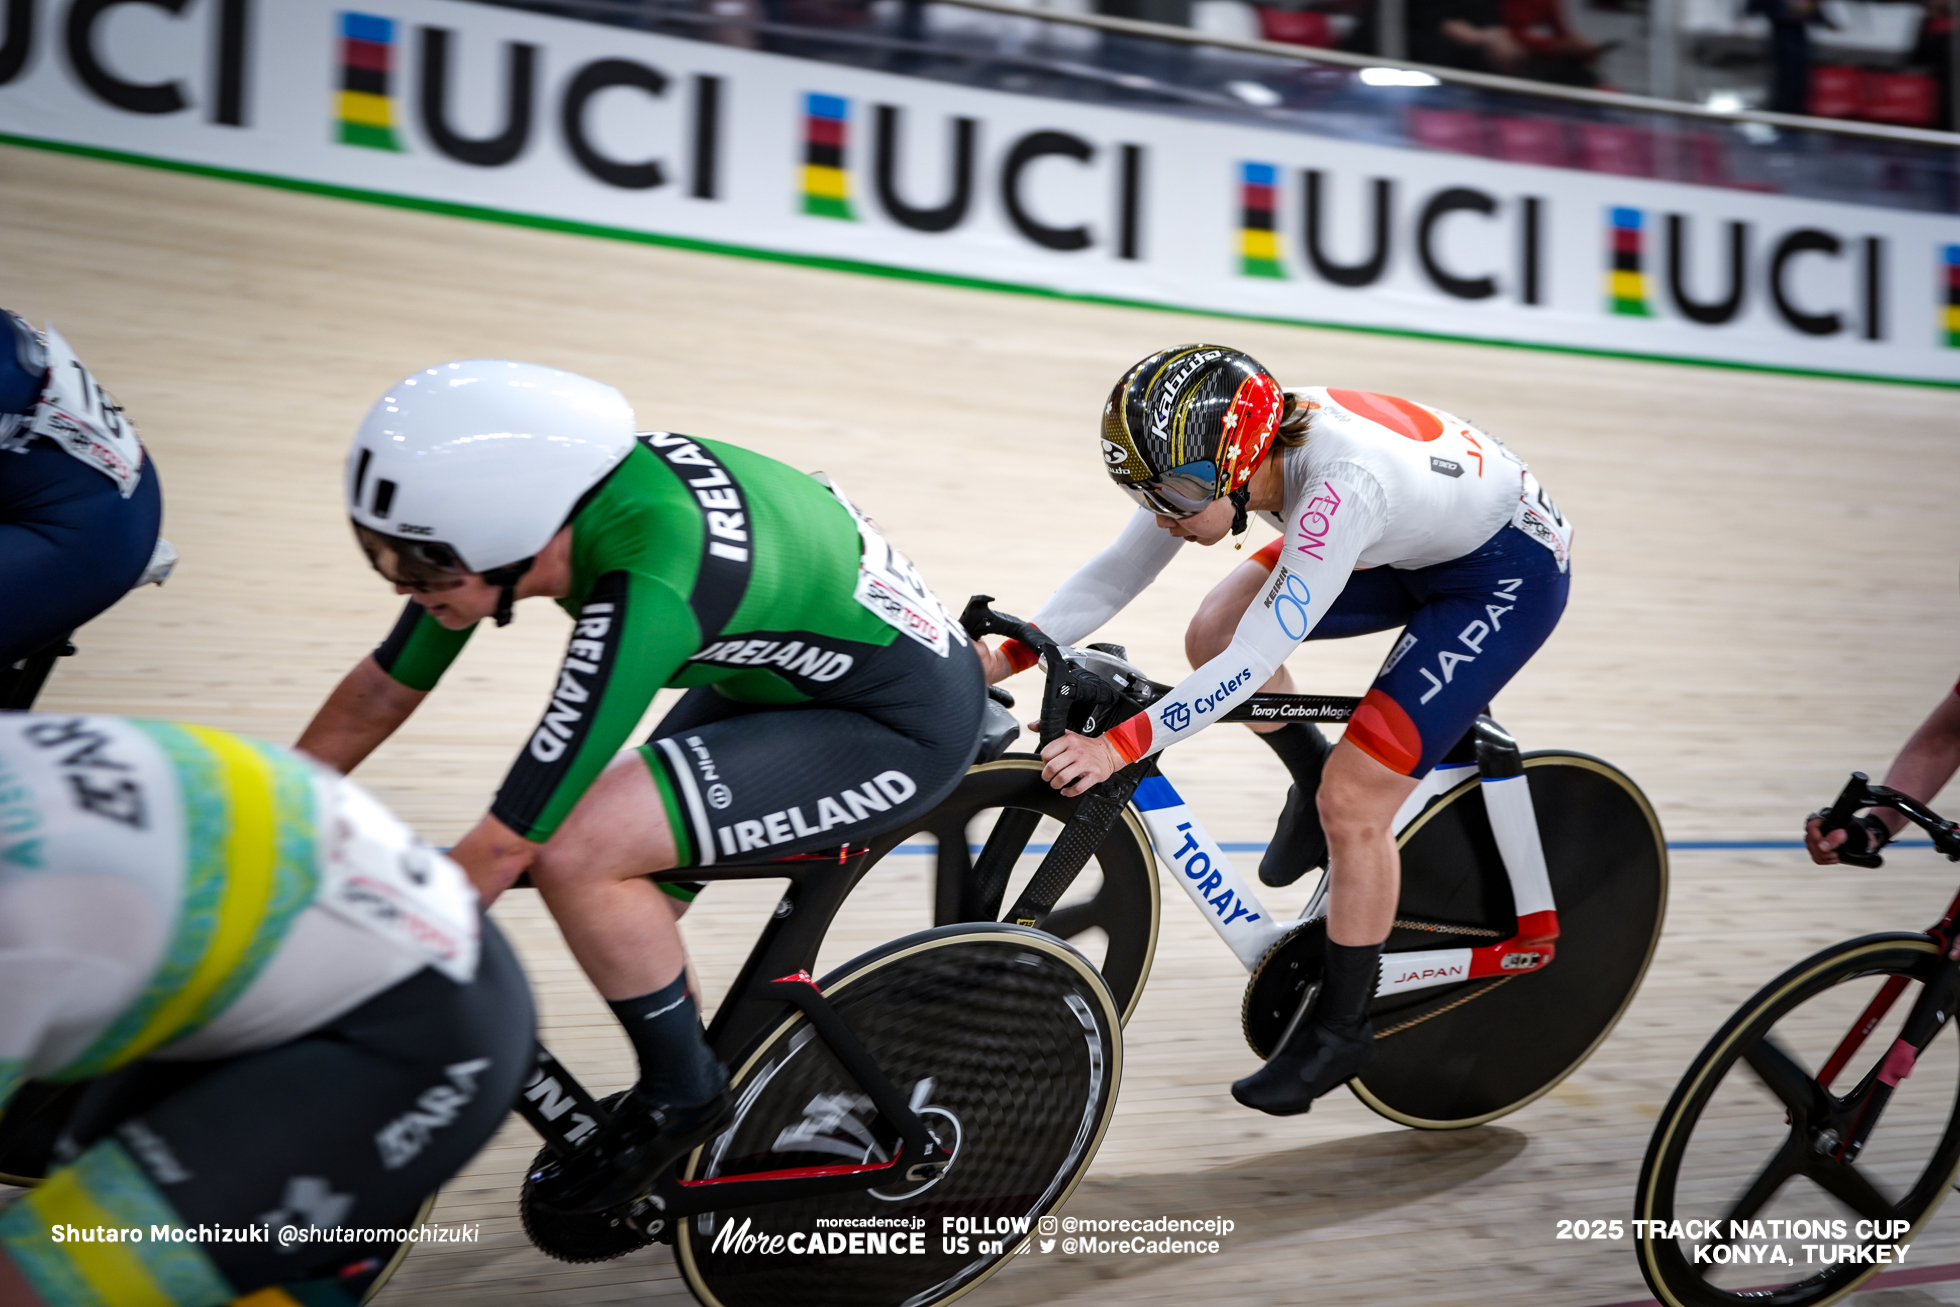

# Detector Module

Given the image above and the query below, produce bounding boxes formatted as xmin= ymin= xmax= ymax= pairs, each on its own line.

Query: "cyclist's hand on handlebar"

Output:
xmin=1805 ymin=812 xmax=1891 ymax=867
xmin=1040 ymin=732 xmax=1122 ymax=797
xmin=1804 ymin=815 xmax=1849 ymax=865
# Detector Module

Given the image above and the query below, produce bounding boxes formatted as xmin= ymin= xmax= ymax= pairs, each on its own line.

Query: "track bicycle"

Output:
xmin=819 ymin=597 xmax=1669 ymax=1129
xmin=503 ymin=847 xmax=1123 ymax=1307
xmin=1634 ymin=774 xmax=1960 ymax=1307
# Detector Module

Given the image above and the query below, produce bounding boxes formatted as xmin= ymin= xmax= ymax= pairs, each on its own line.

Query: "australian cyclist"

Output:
xmin=980 ymin=345 xmax=1572 ymax=1117
xmin=0 ymin=714 xmax=533 ymax=1307
xmin=296 ymin=361 xmax=985 ymax=1214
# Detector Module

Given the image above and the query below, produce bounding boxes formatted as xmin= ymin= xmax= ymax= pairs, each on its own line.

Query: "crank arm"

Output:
xmin=512 ymin=1043 xmax=611 ymax=1159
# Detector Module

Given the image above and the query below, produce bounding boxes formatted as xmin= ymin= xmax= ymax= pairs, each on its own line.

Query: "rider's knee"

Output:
xmin=1316 ymin=770 xmax=1395 ymax=846
xmin=1184 ymin=594 xmax=1235 ymax=668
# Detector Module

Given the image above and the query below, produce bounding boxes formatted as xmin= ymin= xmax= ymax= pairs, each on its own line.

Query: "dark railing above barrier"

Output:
xmin=480 ymin=0 xmax=1959 ymax=212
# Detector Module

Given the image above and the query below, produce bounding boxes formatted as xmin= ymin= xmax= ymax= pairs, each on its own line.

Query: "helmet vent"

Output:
xmin=372 ymin=478 xmax=396 ymax=519
xmin=352 ymin=447 xmax=373 ymax=505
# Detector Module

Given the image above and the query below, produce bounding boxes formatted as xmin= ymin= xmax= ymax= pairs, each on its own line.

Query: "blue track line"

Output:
xmin=885 ymin=839 xmax=1938 ymax=856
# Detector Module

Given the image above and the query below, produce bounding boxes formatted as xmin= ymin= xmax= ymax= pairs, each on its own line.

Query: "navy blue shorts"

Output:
xmin=0 ymin=441 xmax=162 ymax=663
xmin=1253 ymin=522 xmax=1569 ymax=777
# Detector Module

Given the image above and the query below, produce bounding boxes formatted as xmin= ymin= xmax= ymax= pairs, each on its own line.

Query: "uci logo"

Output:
xmin=1100 ymin=439 xmax=1129 ymax=467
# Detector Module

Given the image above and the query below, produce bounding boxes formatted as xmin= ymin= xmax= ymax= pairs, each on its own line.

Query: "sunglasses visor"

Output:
xmin=1118 ymin=462 xmax=1218 ymax=518
xmin=353 ymin=523 xmax=470 ymax=592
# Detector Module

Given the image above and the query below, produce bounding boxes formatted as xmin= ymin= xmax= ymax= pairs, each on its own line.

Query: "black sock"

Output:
xmin=608 ymin=975 xmax=723 ymax=1107
xmin=1256 ymin=722 xmax=1331 ymax=787
xmin=1314 ymin=938 xmax=1384 ymax=1035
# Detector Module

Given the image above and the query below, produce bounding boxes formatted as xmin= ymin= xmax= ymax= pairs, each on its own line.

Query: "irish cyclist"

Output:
xmin=981 ymin=345 xmax=1572 ymax=1117
xmin=0 ymin=713 xmax=533 ymax=1307
xmin=297 ymin=361 xmax=984 ymax=1214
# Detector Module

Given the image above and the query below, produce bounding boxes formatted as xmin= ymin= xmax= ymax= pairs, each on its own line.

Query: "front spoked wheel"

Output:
xmin=1636 ymin=934 xmax=1960 ymax=1307
xmin=676 ymin=924 xmax=1122 ymax=1307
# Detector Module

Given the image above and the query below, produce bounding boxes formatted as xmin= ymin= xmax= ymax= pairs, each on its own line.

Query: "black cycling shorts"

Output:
xmin=643 ymin=633 xmax=985 ymax=891
xmin=0 ymin=917 xmax=534 ymax=1304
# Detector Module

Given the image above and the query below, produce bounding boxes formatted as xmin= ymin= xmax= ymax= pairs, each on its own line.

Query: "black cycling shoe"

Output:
xmin=1257 ymin=781 xmax=1331 ymax=888
xmin=1230 ymin=1018 xmax=1375 ymax=1117
xmin=529 ymin=1086 xmax=733 ymax=1216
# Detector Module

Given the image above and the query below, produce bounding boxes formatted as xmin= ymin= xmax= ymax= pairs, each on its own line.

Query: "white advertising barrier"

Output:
xmin=1 ymin=0 xmax=1956 ymax=383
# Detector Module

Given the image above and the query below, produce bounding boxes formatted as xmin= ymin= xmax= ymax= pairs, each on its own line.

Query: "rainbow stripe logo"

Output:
xmin=801 ymin=94 xmax=853 ymax=220
xmin=1943 ymin=245 xmax=1960 ymax=347
xmin=1239 ymin=163 xmax=1284 ymax=279
xmin=1606 ymin=208 xmax=1650 ymax=317
xmin=337 ymin=12 xmax=401 ymax=152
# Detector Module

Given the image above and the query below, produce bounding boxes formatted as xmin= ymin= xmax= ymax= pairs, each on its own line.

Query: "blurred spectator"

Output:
xmin=1500 ymin=0 xmax=1606 ymax=83
xmin=1911 ymin=0 xmax=1953 ymax=127
xmin=1408 ymin=0 xmax=1528 ymax=70
xmin=1746 ymin=0 xmax=1828 ymax=113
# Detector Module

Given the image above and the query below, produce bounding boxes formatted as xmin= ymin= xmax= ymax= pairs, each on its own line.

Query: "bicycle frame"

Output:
xmin=509 ymin=850 xmax=953 ymax=1230
xmin=1137 ymin=702 xmax=1561 ymax=998
xmin=1797 ymin=775 xmax=1960 ymax=1163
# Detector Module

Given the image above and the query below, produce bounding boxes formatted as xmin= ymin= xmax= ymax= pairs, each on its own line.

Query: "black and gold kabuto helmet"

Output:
xmin=1100 ymin=345 xmax=1286 ymax=520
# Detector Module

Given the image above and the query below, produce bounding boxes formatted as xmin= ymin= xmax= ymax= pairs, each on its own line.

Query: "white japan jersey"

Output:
xmin=1028 ymin=387 xmax=1570 ymax=761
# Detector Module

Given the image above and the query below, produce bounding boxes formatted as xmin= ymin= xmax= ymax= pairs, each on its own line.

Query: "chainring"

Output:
xmin=518 ymin=1092 xmax=661 ymax=1264
xmin=1241 ymin=919 xmax=1326 ymax=1059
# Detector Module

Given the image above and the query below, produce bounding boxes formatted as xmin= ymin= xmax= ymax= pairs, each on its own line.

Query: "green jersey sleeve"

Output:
xmin=489 ymin=570 xmax=700 ymax=842
xmin=372 ymin=600 xmax=474 ymax=692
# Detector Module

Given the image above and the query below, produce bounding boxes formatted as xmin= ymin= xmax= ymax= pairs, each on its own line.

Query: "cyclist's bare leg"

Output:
xmin=1318 ymin=739 xmax=1419 ymax=945
xmin=451 ymin=754 xmax=688 ymax=1000
xmin=1185 ymin=555 xmax=1296 ymax=733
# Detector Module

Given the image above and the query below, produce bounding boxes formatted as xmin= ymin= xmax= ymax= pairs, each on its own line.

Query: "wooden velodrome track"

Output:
xmin=5 ymin=138 xmax=1960 ymax=1307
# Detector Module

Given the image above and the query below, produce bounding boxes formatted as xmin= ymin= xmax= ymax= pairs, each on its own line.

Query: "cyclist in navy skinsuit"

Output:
xmin=0 ymin=309 xmax=166 ymax=690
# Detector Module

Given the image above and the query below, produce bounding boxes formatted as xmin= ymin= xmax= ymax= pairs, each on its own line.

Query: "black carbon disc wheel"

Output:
xmin=518 ymin=1093 xmax=658 ymax=1264
xmin=846 ymin=757 xmax=1159 ymax=1024
xmin=676 ymin=924 xmax=1122 ymax=1307
xmin=1349 ymin=752 xmax=1667 ymax=1128
xmin=360 ymin=1192 xmax=438 ymax=1303
xmin=1636 ymin=936 xmax=1960 ymax=1307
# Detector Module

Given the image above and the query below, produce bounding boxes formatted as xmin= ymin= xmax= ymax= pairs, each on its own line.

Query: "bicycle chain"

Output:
xmin=1375 ymin=976 xmax=1514 ymax=1039
xmin=1392 ymin=917 xmax=1503 ymax=939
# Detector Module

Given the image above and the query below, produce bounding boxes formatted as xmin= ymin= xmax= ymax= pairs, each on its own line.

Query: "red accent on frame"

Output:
xmin=1878 ymin=1037 xmax=1919 ymax=1087
xmin=771 ymin=971 xmax=822 ymax=989
xmin=677 ymin=1159 xmax=898 ymax=1188
xmin=1819 ymin=973 xmax=1909 ymax=1090
xmin=1463 ymin=911 xmax=1562 ymax=979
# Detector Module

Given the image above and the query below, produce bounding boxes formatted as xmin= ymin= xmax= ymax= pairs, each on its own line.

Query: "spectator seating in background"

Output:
xmin=1408 ymin=106 xmax=1492 ymax=154
xmin=1575 ymin=122 xmax=1654 ymax=174
xmin=1809 ymin=63 xmax=1939 ymax=121
xmin=872 ymin=0 xmax=1100 ymax=53
xmin=1259 ymin=7 xmax=1333 ymax=43
xmin=1492 ymin=115 xmax=1570 ymax=164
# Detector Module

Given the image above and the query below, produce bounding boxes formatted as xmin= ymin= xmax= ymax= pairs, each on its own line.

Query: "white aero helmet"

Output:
xmin=347 ymin=360 xmax=635 ymax=621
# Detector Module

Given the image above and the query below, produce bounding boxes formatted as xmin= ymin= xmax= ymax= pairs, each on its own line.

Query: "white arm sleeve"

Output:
xmin=1106 ymin=470 xmax=1389 ymax=760
xmin=1029 ymin=508 xmax=1185 ymax=646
